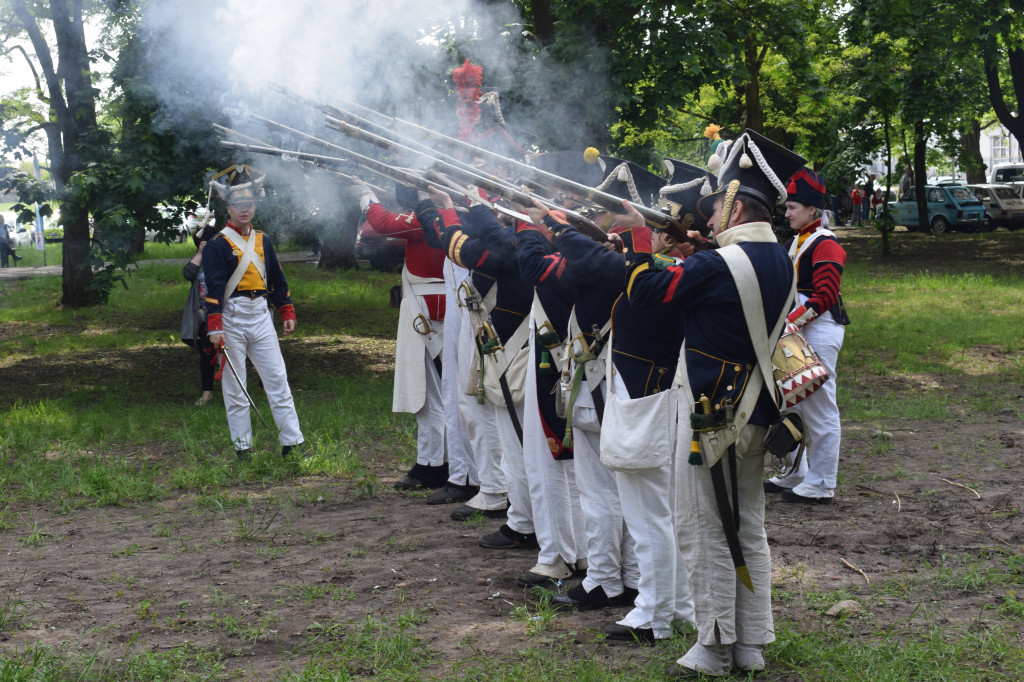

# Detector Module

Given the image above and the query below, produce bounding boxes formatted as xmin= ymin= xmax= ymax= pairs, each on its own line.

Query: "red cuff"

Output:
xmin=630 ymin=227 xmax=653 ymax=254
xmin=207 ymin=313 xmax=223 ymax=333
xmin=438 ymin=207 xmax=460 ymax=229
xmin=279 ymin=304 xmax=296 ymax=322
xmin=516 ymin=220 xmax=538 ymax=233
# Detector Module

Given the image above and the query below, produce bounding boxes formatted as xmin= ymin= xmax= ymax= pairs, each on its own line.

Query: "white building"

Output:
xmin=981 ymin=125 xmax=1022 ymax=179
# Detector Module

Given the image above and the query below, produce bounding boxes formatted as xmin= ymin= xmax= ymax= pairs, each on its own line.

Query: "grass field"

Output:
xmin=1 ymin=227 xmax=1023 ymax=680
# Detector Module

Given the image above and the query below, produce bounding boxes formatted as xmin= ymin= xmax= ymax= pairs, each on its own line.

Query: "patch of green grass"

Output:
xmin=771 ymin=618 xmax=1024 ymax=680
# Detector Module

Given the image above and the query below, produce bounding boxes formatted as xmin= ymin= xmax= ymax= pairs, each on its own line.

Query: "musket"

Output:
xmin=217 ymin=140 xmax=535 ymax=225
xmin=214 ymin=123 xmax=390 ymax=197
xmin=219 ymin=346 xmax=271 ymax=429
xmin=300 ymin=95 xmax=696 ymax=243
xmin=319 ymin=118 xmax=611 ymax=243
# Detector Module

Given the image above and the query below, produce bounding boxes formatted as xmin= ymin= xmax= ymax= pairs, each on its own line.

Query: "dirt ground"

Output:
xmin=2 ymin=227 xmax=1023 ymax=679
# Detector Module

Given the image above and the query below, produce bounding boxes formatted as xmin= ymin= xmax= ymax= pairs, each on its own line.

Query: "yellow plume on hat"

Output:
xmin=583 ymin=147 xmax=601 ymax=164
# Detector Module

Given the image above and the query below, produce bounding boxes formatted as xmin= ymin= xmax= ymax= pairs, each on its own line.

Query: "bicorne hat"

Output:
xmin=210 ymin=164 xmax=266 ymax=205
xmin=588 ymin=154 xmax=666 ymax=209
xmin=697 ymin=129 xmax=806 ymax=226
xmin=529 ymin=150 xmax=605 ymax=188
xmin=659 ymin=158 xmax=718 ymax=232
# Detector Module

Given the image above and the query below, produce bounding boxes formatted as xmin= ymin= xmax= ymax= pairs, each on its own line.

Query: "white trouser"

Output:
xmin=414 ymin=350 xmax=445 ymax=467
xmin=676 ymin=422 xmax=774 ymax=647
xmin=610 ymin=373 xmax=693 ymax=638
xmin=220 ymin=297 xmax=303 ymax=450
xmin=771 ymin=307 xmax=845 ymax=497
xmin=458 ymin=303 xmax=506 ymax=509
xmin=522 ymin=329 xmax=583 ymax=566
xmin=498 ymin=399 xmax=532 ymax=533
xmin=573 ymin=379 xmax=637 ymax=597
xmin=443 ymin=264 xmax=477 ymax=485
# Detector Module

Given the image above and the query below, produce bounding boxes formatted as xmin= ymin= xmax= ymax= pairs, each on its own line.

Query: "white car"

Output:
xmin=2 ymin=212 xmax=34 ymax=246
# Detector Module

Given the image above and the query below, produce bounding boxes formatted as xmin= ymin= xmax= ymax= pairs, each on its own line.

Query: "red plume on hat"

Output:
xmin=453 ymin=59 xmax=483 ymax=141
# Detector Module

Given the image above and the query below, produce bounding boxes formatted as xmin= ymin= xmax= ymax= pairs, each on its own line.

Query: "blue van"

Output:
xmin=889 ymin=184 xmax=987 ymax=233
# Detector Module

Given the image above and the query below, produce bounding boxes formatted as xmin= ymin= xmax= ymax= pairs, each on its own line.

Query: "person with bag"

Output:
xmin=763 ymin=168 xmax=850 ymax=504
xmin=202 ymin=165 xmax=304 ymax=460
xmin=355 ymin=181 xmax=466 ymax=497
xmin=625 ymin=130 xmax=801 ymax=677
xmin=181 ymin=222 xmax=219 ymax=406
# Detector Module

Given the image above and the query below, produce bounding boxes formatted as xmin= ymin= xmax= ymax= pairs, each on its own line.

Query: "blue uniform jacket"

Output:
xmin=202 ymin=227 xmax=292 ymax=318
xmin=625 ymin=233 xmax=793 ymax=427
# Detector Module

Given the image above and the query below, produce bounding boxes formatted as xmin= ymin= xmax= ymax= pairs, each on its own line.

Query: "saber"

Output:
xmin=219 ymin=346 xmax=271 ymax=429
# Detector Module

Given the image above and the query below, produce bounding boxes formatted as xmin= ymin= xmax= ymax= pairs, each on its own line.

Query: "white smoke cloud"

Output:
xmin=138 ymin=0 xmax=613 ymax=224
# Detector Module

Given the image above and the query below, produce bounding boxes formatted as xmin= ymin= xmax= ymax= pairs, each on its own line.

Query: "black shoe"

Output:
xmin=236 ymin=449 xmax=251 ymax=462
xmin=552 ymin=584 xmax=615 ymax=611
xmin=604 ymin=623 xmax=655 ymax=643
xmin=395 ymin=463 xmax=448 ymax=490
xmin=478 ymin=524 xmax=538 ymax=550
xmin=614 ymin=586 xmax=640 ymax=607
xmin=451 ymin=504 xmax=507 ymax=521
xmin=426 ymin=483 xmax=479 ymax=505
xmin=281 ymin=442 xmax=311 ymax=459
xmin=763 ymin=480 xmax=791 ymax=493
xmin=781 ymin=490 xmax=833 ymax=505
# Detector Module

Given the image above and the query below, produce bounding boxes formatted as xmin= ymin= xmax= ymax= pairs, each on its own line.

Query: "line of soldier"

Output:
xmin=354 ymin=120 xmax=848 ymax=677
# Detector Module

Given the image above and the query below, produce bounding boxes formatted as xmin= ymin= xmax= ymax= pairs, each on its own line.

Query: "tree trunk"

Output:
xmin=879 ymin=103 xmax=892 ymax=254
xmin=531 ymin=0 xmax=555 ymax=47
xmin=743 ymin=35 xmax=764 ymax=134
xmin=317 ymin=200 xmax=361 ymax=271
xmin=960 ymin=119 xmax=987 ymax=184
xmin=914 ymin=120 xmax=929 ymax=232
xmin=983 ymin=47 xmax=1024 ymax=147
xmin=12 ymin=0 xmax=100 ymax=306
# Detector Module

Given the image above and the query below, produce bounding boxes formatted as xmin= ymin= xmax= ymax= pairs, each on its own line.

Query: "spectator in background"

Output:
xmin=899 ymin=165 xmax=912 ymax=199
xmin=181 ymin=223 xmax=219 ymax=406
xmin=0 ymin=214 xmax=23 ymax=267
xmin=861 ymin=174 xmax=876 ymax=223
xmin=850 ymin=186 xmax=864 ymax=226
xmin=871 ymin=188 xmax=884 ymax=221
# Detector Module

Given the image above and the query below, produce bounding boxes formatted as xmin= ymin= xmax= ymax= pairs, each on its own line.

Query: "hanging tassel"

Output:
xmin=740 ymin=152 xmax=753 ymax=169
xmin=689 ymin=438 xmax=703 ymax=466
xmin=701 ymin=177 xmax=712 ymax=195
xmin=539 ymin=349 xmax=553 ymax=373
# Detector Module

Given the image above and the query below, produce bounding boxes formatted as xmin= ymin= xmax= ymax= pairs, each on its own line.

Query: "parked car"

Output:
xmin=355 ymin=219 xmax=404 ymax=272
xmin=2 ymin=212 xmax=34 ymax=246
xmin=989 ymin=163 xmax=1024 ymax=184
xmin=888 ymin=184 xmax=987 ymax=233
xmin=966 ymin=184 xmax=1024 ymax=229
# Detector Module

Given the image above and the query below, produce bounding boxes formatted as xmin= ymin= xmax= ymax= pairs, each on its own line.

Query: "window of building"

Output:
xmin=992 ymin=134 xmax=1009 ymax=162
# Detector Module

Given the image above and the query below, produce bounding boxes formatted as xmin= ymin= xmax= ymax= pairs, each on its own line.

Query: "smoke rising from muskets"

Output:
xmin=139 ymin=0 xmax=614 ymax=227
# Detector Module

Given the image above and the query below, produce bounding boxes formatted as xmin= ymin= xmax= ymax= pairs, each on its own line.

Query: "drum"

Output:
xmin=772 ymin=323 xmax=830 ymax=408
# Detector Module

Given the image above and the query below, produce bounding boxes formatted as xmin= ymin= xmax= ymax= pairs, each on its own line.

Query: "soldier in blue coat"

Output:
xmin=624 ymin=131 xmax=802 ymax=677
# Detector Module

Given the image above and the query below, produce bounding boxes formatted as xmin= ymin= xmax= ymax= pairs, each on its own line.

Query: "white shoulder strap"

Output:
xmin=717 ymin=244 xmax=794 ymax=407
xmin=220 ymin=228 xmax=267 ymax=297
xmin=789 ymin=228 xmax=833 ymax=264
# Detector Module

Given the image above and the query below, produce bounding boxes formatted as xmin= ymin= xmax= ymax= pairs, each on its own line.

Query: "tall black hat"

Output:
xmin=697 ymin=129 xmax=806 ymax=225
xmin=659 ymin=158 xmax=718 ymax=230
xmin=588 ymin=154 xmax=666 ymax=208
xmin=529 ymin=151 xmax=605 ymax=187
